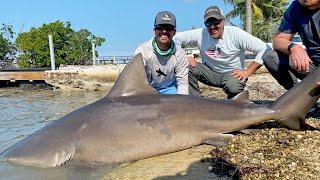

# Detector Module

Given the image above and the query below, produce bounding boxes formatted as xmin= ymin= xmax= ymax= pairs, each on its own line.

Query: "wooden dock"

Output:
xmin=0 ymin=70 xmax=46 ymax=82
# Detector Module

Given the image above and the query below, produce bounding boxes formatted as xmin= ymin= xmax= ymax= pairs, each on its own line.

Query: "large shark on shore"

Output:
xmin=1 ymin=54 xmax=320 ymax=168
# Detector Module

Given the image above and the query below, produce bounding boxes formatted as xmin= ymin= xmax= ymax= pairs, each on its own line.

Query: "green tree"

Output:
xmin=0 ymin=34 xmax=9 ymax=60
xmin=65 ymin=29 xmax=105 ymax=65
xmin=16 ymin=21 xmax=105 ymax=68
xmin=223 ymin=0 xmax=289 ymax=41
xmin=0 ymin=24 xmax=16 ymax=68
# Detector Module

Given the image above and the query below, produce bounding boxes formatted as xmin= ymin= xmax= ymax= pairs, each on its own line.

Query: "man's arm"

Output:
xmin=173 ymin=29 xmax=201 ymax=47
xmin=232 ymin=28 xmax=267 ymax=80
xmin=174 ymin=29 xmax=202 ymax=67
xmin=273 ymin=32 xmax=311 ymax=72
xmin=273 ymin=1 xmax=312 ymax=72
xmin=175 ymin=52 xmax=189 ymax=95
xmin=273 ymin=32 xmax=295 ymax=53
xmin=187 ymin=54 xmax=198 ymax=67
xmin=231 ymin=61 xmax=261 ymax=81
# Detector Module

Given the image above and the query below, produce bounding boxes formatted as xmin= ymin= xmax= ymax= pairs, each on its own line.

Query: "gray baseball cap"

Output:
xmin=204 ymin=6 xmax=225 ymax=22
xmin=154 ymin=11 xmax=176 ymax=27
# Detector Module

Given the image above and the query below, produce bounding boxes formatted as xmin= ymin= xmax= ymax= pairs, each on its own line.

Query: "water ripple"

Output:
xmin=0 ymin=87 xmax=105 ymax=152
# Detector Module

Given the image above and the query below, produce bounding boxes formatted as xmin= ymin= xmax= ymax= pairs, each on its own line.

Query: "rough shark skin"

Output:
xmin=1 ymin=54 xmax=320 ymax=167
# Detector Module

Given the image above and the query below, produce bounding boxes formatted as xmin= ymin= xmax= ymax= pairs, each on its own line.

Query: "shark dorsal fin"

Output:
xmin=107 ymin=54 xmax=158 ymax=98
xmin=231 ymin=90 xmax=252 ymax=105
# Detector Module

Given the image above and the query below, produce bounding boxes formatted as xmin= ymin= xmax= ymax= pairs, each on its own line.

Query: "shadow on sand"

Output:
xmin=152 ymin=156 xmax=240 ymax=180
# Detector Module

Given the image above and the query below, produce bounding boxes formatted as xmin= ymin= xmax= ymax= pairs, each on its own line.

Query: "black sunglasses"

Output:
xmin=204 ymin=19 xmax=223 ymax=28
xmin=154 ymin=25 xmax=176 ymax=32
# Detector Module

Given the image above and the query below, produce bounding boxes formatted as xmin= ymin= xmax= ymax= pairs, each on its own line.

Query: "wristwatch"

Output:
xmin=288 ymin=42 xmax=297 ymax=54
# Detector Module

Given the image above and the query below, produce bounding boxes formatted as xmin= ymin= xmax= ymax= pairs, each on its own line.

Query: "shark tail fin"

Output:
xmin=270 ymin=67 xmax=320 ymax=130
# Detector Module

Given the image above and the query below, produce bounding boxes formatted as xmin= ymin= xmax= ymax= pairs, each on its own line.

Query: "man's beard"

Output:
xmin=303 ymin=0 xmax=320 ymax=7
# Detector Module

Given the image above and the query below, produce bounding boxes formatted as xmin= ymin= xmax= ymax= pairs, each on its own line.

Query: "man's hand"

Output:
xmin=273 ymin=32 xmax=312 ymax=73
xmin=290 ymin=45 xmax=312 ymax=73
xmin=187 ymin=54 xmax=197 ymax=67
xmin=231 ymin=61 xmax=261 ymax=82
xmin=231 ymin=69 xmax=249 ymax=82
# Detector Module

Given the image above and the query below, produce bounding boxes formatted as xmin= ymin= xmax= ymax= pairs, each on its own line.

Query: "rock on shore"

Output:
xmin=44 ymin=60 xmax=268 ymax=91
xmin=44 ymin=64 xmax=125 ymax=91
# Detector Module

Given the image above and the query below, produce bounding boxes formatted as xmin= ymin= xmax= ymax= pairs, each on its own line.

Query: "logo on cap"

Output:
xmin=154 ymin=11 xmax=176 ymax=27
xmin=162 ymin=14 xmax=171 ymax=21
xmin=204 ymin=6 xmax=224 ymax=22
xmin=206 ymin=7 xmax=219 ymax=14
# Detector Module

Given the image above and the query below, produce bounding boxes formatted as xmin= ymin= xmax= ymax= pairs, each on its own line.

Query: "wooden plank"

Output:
xmin=0 ymin=71 xmax=45 ymax=81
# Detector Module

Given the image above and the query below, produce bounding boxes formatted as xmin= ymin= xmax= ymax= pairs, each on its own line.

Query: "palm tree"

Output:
xmin=222 ymin=0 xmax=289 ymax=41
xmin=223 ymin=0 xmax=288 ymax=23
xmin=245 ymin=0 xmax=252 ymax=34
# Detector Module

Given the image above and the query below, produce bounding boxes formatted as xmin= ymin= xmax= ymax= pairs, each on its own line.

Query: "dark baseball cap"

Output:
xmin=154 ymin=11 xmax=176 ymax=28
xmin=204 ymin=6 xmax=225 ymax=22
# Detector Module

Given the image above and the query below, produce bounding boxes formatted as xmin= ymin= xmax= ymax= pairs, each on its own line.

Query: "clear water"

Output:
xmin=0 ymin=86 xmax=115 ymax=180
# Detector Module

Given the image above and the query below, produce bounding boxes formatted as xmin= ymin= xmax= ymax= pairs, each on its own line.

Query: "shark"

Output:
xmin=1 ymin=54 xmax=319 ymax=168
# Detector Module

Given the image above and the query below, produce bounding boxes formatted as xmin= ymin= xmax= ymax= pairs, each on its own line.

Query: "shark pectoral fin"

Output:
xmin=107 ymin=54 xmax=158 ymax=98
xmin=231 ymin=90 xmax=252 ymax=105
xmin=202 ymin=134 xmax=234 ymax=147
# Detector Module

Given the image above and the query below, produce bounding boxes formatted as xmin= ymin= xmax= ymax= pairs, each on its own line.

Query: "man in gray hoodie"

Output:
xmin=134 ymin=11 xmax=189 ymax=95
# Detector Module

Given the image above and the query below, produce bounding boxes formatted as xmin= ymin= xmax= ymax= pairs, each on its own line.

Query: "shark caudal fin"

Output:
xmin=107 ymin=54 xmax=158 ymax=98
xmin=271 ymin=67 xmax=320 ymax=130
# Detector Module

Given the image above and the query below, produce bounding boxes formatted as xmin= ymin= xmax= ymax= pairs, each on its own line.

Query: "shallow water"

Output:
xmin=0 ymin=86 xmax=111 ymax=180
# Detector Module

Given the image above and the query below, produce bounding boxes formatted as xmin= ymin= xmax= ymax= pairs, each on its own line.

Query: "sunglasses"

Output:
xmin=204 ymin=19 xmax=223 ymax=28
xmin=154 ymin=25 xmax=176 ymax=32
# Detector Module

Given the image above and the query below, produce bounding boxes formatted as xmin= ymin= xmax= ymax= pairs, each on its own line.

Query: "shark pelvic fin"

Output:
xmin=279 ymin=116 xmax=302 ymax=130
xmin=202 ymin=134 xmax=234 ymax=147
xmin=107 ymin=54 xmax=158 ymax=98
xmin=239 ymin=129 xmax=262 ymax=134
xmin=231 ymin=90 xmax=252 ymax=105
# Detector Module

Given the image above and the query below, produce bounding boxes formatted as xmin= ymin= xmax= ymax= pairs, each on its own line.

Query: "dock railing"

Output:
xmin=97 ymin=56 xmax=132 ymax=64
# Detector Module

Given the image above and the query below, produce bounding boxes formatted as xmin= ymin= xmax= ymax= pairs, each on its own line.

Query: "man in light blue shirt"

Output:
xmin=174 ymin=6 xmax=269 ymax=98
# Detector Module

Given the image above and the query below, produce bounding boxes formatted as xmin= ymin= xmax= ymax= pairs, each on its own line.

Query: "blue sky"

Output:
xmin=0 ymin=0 xmax=292 ymax=56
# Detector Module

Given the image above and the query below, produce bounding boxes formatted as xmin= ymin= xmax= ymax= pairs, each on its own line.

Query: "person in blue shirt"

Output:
xmin=263 ymin=0 xmax=320 ymax=90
